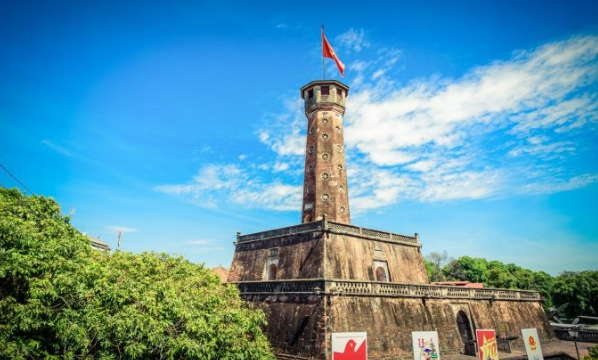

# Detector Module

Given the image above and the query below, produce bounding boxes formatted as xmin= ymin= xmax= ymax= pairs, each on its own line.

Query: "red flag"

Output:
xmin=322 ymin=29 xmax=345 ymax=77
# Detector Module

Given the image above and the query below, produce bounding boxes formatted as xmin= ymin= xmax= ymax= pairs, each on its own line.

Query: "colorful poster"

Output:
xmin=412 ymin=331 xmax=440 ymax=360
xmin=476 ymin=329 xmax=499 ymax=360
xmin=332 ymin=332 xmax=367 ymax=360
xmin=521 ymin=328 xmax=544 ymax=360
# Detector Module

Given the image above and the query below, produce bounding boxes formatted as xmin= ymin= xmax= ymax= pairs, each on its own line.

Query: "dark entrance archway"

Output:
xmin=456 ymin=310 xmax=476 ymax=356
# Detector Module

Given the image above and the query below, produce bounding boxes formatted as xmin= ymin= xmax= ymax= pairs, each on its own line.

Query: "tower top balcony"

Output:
xmin=301 ymin=80 xmax=349 ymax=114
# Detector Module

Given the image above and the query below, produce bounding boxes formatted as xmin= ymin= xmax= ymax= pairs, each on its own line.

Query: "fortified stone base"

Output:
xmin=228 ymin=219 xmax=556 ymax=360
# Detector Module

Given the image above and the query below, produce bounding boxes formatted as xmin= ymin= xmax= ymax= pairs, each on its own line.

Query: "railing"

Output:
xmin=327 ymin=221 xmax=419 ymax=246
xmin=553 ymin=328 xmax=598 ymax=343
xmin=230 ymin=279 xmax=542 ymax=301
xmin=237 ymin=222 xmax=323 ymax=242
xmin=236 ymin=219 xmax=420 ymax=247
xmin=235 ymin=279 xmax=325 ymax=294
xmin=304 ymin=95 xmax=346 ymax=109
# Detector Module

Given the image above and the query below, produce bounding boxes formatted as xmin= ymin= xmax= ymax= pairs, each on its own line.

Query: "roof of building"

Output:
xmin=86 ymin=234 xmax=111 ymax=251
xmin=211 ymin=266 xmax=229 ymax=283
xmin=432 ymin=281 xmax=484 ymax=288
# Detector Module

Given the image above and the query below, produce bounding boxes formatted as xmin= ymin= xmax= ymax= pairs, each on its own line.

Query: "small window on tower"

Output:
xmin=337 ymin=88 xmax=343 ymax=98
xmin=321 ymin=86 xmax=330 ymax=95
xmin=308 ymin=89 xmax=314 ymax=98
xmin=373 ymin=260 xmax=390 ymax=282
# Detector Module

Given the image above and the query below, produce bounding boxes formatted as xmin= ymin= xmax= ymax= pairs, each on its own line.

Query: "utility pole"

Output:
xmin=117 ymin=230 xmax=122 ymax=251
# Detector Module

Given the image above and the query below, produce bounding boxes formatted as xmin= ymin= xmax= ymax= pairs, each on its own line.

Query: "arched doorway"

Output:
xmin=456 ymin=310 xmax=475 ymax=356
xmin=268 ymin=264 xmax=277 ymax=280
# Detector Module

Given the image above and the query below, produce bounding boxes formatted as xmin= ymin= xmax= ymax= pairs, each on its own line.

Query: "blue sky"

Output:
xmin=1 ymin=1 xmax=597 ymax=275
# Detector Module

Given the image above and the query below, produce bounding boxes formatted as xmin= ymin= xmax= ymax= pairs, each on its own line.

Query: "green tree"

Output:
xmin=425 ymin=251 xmax=451 ymax=282
xmin=443 ymin=256 xmax=489 ymax=283
xmin=0 ymin=188 xmax=274 ymax=359
xmin=582 ymin=345 xmax=598 ymax=360
xmin=551 ymin=271 xmax=598 ymax=317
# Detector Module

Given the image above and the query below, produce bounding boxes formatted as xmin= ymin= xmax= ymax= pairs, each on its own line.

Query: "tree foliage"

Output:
xmin=0 ymin=188 xmax=274 ymax=359
xmin=582 ymin=345 xmax=598 ymax=360
xmin=551 ymin=271 xmax=598 ymax=318
xmin=429 ymin=250 xmax=598 ymax=317
xmin=425 ymin=251 xmax=451 ymax=282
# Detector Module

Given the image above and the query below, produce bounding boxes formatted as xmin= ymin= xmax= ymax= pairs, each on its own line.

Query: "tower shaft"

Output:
xmin=300 ymin=80 xmax=350 ymax=224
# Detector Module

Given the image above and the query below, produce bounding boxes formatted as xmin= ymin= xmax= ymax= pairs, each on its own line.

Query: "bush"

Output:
xmin=0 ymin=188 xmax=274 ymax=359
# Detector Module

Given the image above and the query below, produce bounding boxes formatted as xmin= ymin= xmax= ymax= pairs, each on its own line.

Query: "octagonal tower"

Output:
xmin=300 ymin=80 xmax=350 ymax=224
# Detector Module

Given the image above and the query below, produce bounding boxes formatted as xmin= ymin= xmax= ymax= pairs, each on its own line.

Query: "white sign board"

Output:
xmin=412 ymin=331 xmax=440 ymax=360
xmin=332 ymin=332 xmax=367 ymax=360
xmin=521 ymin=328 xmax=544 ymax=360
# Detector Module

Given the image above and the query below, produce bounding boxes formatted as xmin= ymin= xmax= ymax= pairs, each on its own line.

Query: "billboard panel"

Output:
xmin=476 ymin=329 xmax=499 ymax=360
xmin=521 ymin=328 xmax=544 ymax=360
xmin=332 ymin=332 xmax=367 ymax=360
xmin=412 ymin=331 xmax=440 ymax=360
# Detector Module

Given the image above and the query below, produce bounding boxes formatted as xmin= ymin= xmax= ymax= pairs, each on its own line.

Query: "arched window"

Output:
xmin=268 ymin=264 xmax=277 ymax=280
xmin=373 ymin=260 xmax=390 ymax=282
xmin=375 ymin=266 xmax=388 ymax=282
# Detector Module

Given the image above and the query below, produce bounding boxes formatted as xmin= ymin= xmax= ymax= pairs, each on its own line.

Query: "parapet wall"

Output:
xmin=239 ymin=282 xmax=555 ymax=360
xmin=330 ymin=296 xmax=554 ymax=360
xmin=229 ymin=219 xmax=426 ymax=283
xmin=325 ymin=232 xmax=428 ymax=283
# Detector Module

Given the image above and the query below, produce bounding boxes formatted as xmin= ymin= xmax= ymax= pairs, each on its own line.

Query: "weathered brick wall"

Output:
xmin=228 ymin=232 xmax=324 ymax=282
xmin=325 ymin=234 xmax=429 ymax=283
xmin=243 ymin=293 xmax=326 ymax=359
xmin=468 ymin=299 xmax=554 ymax=341
xmin=328 ymin=296 xmax=555 ymax=360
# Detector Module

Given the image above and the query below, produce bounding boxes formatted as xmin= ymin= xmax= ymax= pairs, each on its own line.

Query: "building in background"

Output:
xmin=86 ymin=234 xmax=111 ymax=252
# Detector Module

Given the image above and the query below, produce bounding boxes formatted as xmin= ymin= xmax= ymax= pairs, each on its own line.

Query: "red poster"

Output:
xmin=332 ymin=332 xmax=367 ymax=360
xmin=476 ymin=329 xmax=499 ymax=360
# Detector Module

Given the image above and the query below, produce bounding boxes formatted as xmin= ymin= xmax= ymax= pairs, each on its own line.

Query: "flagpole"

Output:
xmin=322 ymin=25 xmax=326 ymax=80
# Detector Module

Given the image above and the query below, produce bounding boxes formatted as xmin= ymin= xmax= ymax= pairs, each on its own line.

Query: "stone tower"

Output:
xmin=227 ymin=80 xmax=555 ymax=360
xmin=300 ymin=80 xmax=350 ymax=224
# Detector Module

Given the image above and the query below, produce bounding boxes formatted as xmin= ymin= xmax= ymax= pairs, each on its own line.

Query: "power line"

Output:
xmin=0 ymin=163 xmax=35 ymax=195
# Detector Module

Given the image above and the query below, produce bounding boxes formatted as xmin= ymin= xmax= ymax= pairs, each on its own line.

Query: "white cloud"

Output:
xmin=156 ymin=164 xmax=302 ymax=211
xmin=339 ymin=35 xmax=598 ymax=205
xmin=42 ymin=140 xmax=74 ymax=157
xmin=273 ymin=161 xmax=290 ymax=172
xmin=336 ymin=28 xmax=370 ymax=52
xmin=258 ymin=114 xmax=305 ymax=157
xmin=183 ymin=239 xmax=212 ymax=245
xmin=345 ymin=36 xmax=598 ymax=164
xmin=519 ymin=174 xmax=598 ymax=195
xmin=106 ymin=226 xmax=137 ymax=233
xmin=372 ymin=69 xmax=385 ymax=80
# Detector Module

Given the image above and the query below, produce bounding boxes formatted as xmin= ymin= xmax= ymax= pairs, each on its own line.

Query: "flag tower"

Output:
xmin=300 ymin=80 xmax=350 ymax=224
xmin=226 ymin=29 xmax=555 ymax=360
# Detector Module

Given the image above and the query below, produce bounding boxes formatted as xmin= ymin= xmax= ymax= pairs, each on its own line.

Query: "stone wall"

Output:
xmin=228 ymin=232 xmax=324 ymax=282
xmin=243 ymin=293 xmax=326 ymax=359
xmin=242 ymin=292 xmax=554 ymax=360
xmin=328 ymin=296 xmax=555 ymax=360
xmin=228 ymin=224 xmax=426 ymax=283
xmin=325 ymin=233 xmax=429 ymax=283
